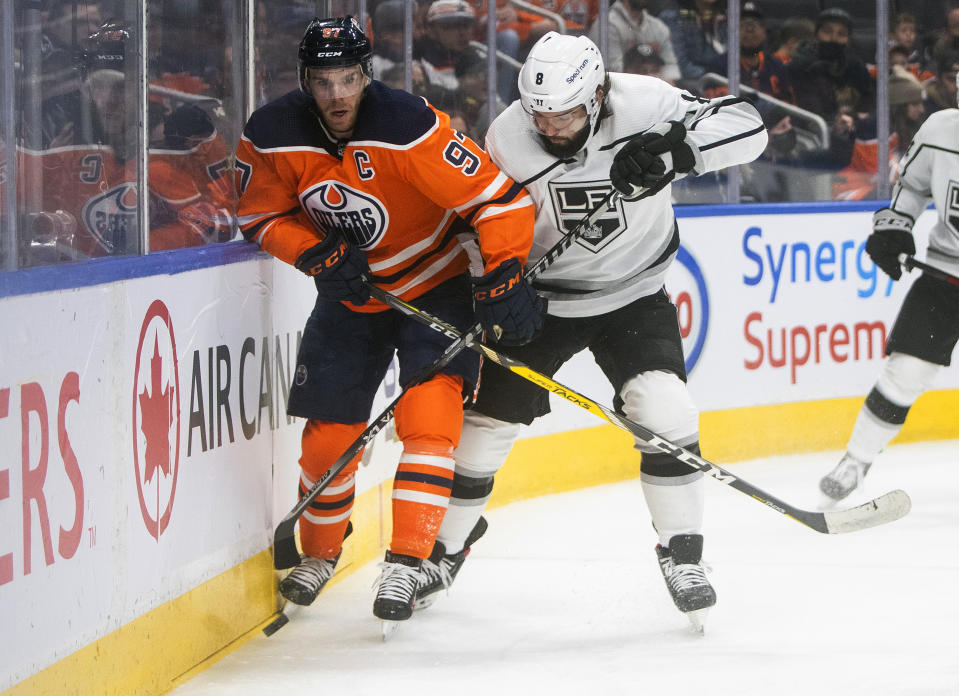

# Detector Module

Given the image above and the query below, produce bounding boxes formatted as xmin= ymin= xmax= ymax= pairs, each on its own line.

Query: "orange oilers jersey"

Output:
xmin=18 ymin=132 xmax=232 ymax=259
xmin=234 ymin=82 xmax=535 ymax=312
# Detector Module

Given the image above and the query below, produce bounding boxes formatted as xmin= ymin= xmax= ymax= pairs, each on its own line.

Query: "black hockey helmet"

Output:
xmin=77 ymin=21 xmax=131 ymax=80
xmin=298 ymin=16 xmax=373 ymax=94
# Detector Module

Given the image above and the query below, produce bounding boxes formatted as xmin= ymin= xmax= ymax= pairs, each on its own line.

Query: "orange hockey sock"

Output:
xmin=297 ymin=419 xmax=366 ymax=559
xmin=391 ymin=375 xmax=464 ymax=558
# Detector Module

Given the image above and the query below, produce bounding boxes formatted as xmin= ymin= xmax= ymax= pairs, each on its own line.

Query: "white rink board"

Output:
xmin=522 ymin=207 xmax=959 ymax=438
xmin=2 ymin=205 xmax=958 ymax=689
xmin=0 ymin=257 xmax=307 ymax=688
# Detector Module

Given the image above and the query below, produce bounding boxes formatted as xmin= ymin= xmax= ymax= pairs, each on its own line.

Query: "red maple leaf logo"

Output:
xmin=138 ymin=332 xmax=174 ymax=484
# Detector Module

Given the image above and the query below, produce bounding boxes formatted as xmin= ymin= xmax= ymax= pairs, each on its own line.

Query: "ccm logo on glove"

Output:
xmin=472 ymin=258 xmax=546 ymax=346
xmin=300 ymin=239 xmax=349 ymax=275
xmin=295 ymin=235 xmax=371 ymax=305
xmin=474 ymin=268 xmax=520 ymax=301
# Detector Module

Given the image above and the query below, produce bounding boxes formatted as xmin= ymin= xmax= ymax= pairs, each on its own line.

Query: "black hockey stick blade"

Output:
xmin=369 ymin=286 xmax=913 ymax=535
xmin=899 ymin=253 xmax=959 ymax=287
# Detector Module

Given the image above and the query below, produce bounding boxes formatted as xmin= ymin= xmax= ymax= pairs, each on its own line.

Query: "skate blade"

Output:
xmin=381 ymin=620 xmax=402 ymax=641
xmin=685 ymin=608 xmax=709 ymax=635
xmin=413 ymin=594 xmax=439 ymax=611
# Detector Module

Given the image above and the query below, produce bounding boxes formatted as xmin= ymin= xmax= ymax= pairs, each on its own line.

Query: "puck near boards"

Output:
xmin=262 ymin=612 xmax=290 ymax=637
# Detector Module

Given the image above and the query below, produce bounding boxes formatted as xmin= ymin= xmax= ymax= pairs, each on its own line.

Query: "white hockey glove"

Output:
xmin=609 ymin=121 xmax=697 ymax=195
xmin=866 ymin=208 xmax=915 ymax=280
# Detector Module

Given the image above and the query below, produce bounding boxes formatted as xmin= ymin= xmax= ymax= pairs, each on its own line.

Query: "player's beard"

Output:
xmin=538 ymin=121 xmax=592 ymax=158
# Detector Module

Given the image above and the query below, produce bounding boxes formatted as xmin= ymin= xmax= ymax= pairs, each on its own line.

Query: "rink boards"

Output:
xmin=1 ymin=204 xmax=957 ymax=695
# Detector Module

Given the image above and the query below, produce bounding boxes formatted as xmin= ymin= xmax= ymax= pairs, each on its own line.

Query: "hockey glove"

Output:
xmin=866 ymin=208 xmax=915 ymax=280
xmin=473 ymin=258 xmax=547 ymax=347
xmin=295 ymin=235 xmax=371 ymax=306
xmin=609 ymin=121 xmax=696 ymax=195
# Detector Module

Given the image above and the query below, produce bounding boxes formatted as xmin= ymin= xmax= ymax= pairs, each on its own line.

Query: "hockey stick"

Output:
xmin=899 ymin=253 xmax=959 ymax=287
xmin=272 ymin=186 xmax=628 ymax=569
xmin=368 ymin=285 xmax=913 ymax=535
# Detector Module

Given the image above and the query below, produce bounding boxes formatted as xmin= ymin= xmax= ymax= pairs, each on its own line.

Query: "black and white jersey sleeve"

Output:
xmin=889 ymin=108 xmax=959 ymax=277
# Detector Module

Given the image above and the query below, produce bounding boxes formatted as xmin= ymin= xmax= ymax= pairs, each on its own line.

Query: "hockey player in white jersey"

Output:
xmin=820 ymin=76 xmax=959 ymax=501
xmin=415 ymin=32 xmax=767 ymax=626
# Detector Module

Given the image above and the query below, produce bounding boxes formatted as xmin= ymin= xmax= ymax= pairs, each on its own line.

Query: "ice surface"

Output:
xmin=173 ymin=440 xmax=959 ymax=696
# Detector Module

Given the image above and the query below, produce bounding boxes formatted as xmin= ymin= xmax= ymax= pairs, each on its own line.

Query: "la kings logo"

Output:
xmin=548 ymin=180 xmax=625 ymax=253
xmin=301 ymin=181 xmax=389 ymax=249
xmin=947 ymin=180 xmax=959 ymax=235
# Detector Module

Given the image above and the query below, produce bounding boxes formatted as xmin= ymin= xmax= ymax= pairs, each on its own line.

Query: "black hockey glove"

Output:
xmin=473 ymin=258 xmax=547 ymax=347
xmin=865 ymin=208 xmax=915 ymax=280
xmin=609 ymin=121 xmax=696 ymax=195
xmin=295 ymin=235 xmax=371 ymax=306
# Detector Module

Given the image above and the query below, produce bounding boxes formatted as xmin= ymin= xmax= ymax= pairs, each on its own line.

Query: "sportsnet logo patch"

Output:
xmin=548 ymin=181 xmax=624 ymax=253
xmin=301 ymin=181 xmax=389 ymax=249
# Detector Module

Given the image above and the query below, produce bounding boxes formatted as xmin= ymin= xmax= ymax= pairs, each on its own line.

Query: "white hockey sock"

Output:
xmin=847 ymin=353 xmax=939 ymax=463
xmin=641 ymin=472 xmax=705 ymax=547
xmin=436 ymin=411 xmax=520 ymax=555
xmin=845 ymin=404 xmax=903 ymax=464
xmin=437 ymin=501 xmax=486 ymax=555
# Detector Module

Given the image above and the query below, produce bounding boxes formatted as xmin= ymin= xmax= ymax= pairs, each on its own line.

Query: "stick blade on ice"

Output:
xmin=823 ymin=489 xmax=912 ymax=534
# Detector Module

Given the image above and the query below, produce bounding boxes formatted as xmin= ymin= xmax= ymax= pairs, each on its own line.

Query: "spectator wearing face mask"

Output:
xmin=787 ymin=7 xmax=875 ymax=122
xmin=588 ymin=0 xmax=680 ymax=82
xmin=742 ymin=104 xmax=855 ymax=202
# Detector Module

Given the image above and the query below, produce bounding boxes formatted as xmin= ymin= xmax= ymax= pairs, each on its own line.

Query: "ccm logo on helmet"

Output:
xmin=317 ymin=51 xmax=344 ymax=57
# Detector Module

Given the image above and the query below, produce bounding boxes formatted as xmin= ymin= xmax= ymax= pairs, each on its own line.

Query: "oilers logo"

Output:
xmin=666 ymin=245 xmax=710 ymax=374
xmin=301 ymin=181 xmax=389 ymax=249
xmin=81 ymin=183 xmax=138 ymax=254
xmin=548 ymin=181 xmax=624 ymax=252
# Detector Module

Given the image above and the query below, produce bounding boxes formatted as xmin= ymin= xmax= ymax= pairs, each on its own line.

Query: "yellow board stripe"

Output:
xmin=7 ymin=390 xmax=958 ymax=696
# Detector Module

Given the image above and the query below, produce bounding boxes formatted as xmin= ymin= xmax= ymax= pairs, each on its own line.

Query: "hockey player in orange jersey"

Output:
xmin=234 ymin=16 xmax=541 ymax=624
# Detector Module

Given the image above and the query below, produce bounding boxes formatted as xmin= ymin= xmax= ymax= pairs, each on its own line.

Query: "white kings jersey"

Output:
xmin=485 ymin=72 xmax=767 ymax=317
xmin=888 ymin=108 xmax=959 ymax=277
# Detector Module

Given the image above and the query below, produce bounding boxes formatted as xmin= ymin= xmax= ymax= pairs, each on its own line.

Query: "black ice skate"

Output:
xmin=414 ymin=516 xmax=488 ymax=610
xmin=278 ymin=553 xmax=339 ymax=606
xmin=374 ymin=551 xmax=422 ymax=637
xmin=656 ymin=534 xmax=716 ymax=632
xmin=820 ymin=454 xmax=872 ymax=501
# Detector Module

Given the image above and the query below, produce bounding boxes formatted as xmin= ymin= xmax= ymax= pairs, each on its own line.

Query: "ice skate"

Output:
xmin=373 ymin=551 xmax=421 ymax=638
xmin=820 ymin=454 xmax=872 ymax=501
xmin=414 ymin=516 xmax=488 ymax=610
xmin=656 ymin=534 xmax=716 ymax=631
xmin=278 ymin=553 xmax=339 ymax=606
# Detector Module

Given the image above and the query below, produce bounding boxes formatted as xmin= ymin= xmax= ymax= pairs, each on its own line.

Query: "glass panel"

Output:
xmin=14 ymin=1 xmax=140 ymax=266
xmin=146 ymin=0 xmax=242 ymax=252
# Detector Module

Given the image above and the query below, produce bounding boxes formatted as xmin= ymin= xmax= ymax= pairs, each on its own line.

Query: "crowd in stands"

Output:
xmin=359 ymin=0 xmax=959 ymax=204
xmin=6 ymin=1 xmax=959 ymax=270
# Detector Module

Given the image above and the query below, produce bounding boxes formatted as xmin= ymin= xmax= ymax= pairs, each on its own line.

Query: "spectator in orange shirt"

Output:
xmin=771 ymin=16 xmax=814 ymax=65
